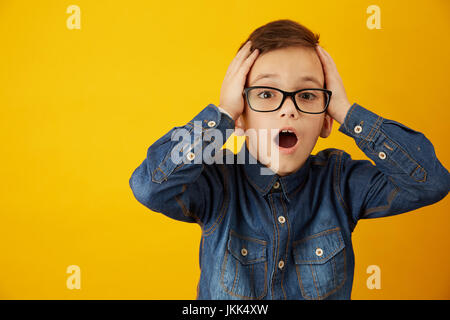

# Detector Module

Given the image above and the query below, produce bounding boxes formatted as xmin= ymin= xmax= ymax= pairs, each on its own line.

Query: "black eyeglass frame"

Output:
xmin=242 ymin=86 xmax=332 ymax=114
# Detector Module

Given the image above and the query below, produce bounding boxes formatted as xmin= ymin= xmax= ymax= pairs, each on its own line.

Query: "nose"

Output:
xmin=278 ymin=96 xmax=299 ymax=119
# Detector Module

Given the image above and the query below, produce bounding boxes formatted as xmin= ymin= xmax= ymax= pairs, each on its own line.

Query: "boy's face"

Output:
xmin=237 ymin=45 xmax=333 ymax=176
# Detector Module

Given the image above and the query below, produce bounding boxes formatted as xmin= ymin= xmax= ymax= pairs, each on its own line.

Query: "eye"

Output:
xmin=298 ymin=91 xmax=317 ymax=100
xmin=257 ymin=90 xmax=274 ymax=99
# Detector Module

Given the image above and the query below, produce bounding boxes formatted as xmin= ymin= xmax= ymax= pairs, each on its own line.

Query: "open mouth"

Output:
xmin=274 ymin=127 xmax=299 ymax=150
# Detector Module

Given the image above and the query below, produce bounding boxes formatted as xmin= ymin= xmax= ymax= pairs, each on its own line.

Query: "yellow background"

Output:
xmin=0 ymin=0 xmax=449 ymax=299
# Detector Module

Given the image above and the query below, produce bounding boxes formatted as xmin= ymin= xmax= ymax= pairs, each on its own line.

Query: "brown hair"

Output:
xmin=237 ymin=19 xmax=320 ymax=55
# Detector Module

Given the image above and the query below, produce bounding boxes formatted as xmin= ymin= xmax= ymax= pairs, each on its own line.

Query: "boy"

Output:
xmin=129 ymin=19 xmax=450 ymax=300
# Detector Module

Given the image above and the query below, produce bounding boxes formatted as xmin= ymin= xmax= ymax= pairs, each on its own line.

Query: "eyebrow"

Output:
xmin=251 ymin=73 xmax=323 ymax=87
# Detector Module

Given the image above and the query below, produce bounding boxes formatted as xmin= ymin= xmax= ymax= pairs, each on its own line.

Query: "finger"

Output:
xmin=241 ymin=49 xmax=259 ymax=70
xmin=236 ymin=40 xmax=253 ymax=61
xmin=238 ymin=48 xmax=259 ymax=77
xmin=316 ymin=46 xmax=329 ymax=74
xmin=320 ymin=46 xmax=333 ymax=61
xmin=317 ymin=46 xmax=339 ymax=78
xmin=316 ymin=46 xmax=334 ymax=90
xmin=316 ymin=46 xmax=329 ymax=68
xmin=227 ymin=41 xmax=251 ymax=71
xmin=318 ymin=46 xmax=339 ymax=73
xmin=228 ymin=41 xmax=253 ymax=75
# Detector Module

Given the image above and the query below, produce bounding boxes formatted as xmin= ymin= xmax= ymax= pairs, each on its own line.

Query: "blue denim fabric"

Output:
xmin=129 ymin=102 xmax=450 ymax=300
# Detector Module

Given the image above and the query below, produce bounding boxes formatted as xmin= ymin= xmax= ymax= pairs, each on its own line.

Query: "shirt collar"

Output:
xmin=238 ymin=143 xmax=311 ymax=202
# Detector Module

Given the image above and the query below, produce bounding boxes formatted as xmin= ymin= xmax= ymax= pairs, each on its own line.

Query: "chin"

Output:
xmin=272 ymin=159 xmax=302 ymax=177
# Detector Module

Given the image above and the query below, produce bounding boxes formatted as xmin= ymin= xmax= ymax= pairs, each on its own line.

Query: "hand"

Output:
xmin=218 ymin=41 xmax=260 ymax=121
xmin=315 ymin=45 xmax=352 ymax=124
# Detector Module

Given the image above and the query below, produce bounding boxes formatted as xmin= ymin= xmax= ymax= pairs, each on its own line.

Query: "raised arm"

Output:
xmin=315 ymin=44 xmax=450 ymax=230
xmin=129 ymin=104 xmax=235 ymax=227
xmin=337 ymin=103 xmax=450 ymax=229
xmin=129 ymin=40 xmax=260 ymax=228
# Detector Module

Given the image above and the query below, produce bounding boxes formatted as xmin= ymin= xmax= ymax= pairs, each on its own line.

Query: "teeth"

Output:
xmin=281 ymin=129 xmax=294 ymax=133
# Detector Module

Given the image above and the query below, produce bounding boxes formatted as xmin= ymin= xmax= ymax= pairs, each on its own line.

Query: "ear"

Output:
xmin=319 ymin=113 xmax=333 ymax=138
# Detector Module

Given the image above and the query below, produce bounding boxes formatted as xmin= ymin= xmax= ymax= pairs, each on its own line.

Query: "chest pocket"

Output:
xmin=293 ymin=227 xmax=347 ymax=300
xmin=220 ymin=230 xmax=268 ymax=299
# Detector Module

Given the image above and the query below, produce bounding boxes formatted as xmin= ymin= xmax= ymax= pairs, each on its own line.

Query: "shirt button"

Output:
xmin=378 ymin=151 xmax=387 ymax=160
xmin=186 ymin=152 xmax=195 ymax=161
xmin=207 ymin=120 xmax=216 ymax=128
xmin=273 ymin=181 xmax=280 ymax=189
xmin=315 ymin=248 xmax=324 ymax=257
xmin=278 ymin=216 xmax=285 ymax=224
xmin=278 ymin=260 xmax=285 ymax=269
xmin=354 ymin=125 xmax=363 ymax=134
xmin=241 ymin=248 xmax=248 ymax=256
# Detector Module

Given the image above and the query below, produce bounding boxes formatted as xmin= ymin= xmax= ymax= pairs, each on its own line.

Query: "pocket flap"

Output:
xmin=293 ymin=227 xmax=345 ymax=265
xmin=227 ymin=230 xmax=267 ymax=265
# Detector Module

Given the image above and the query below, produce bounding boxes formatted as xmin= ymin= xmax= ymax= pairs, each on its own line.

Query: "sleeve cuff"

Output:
xmin=151 ymin=103 xmax=235 ymax=183
xmin=338 ymin=102 xmax=383 ymax=144
xmin=217 ymin=106 xmax=235 ymax=121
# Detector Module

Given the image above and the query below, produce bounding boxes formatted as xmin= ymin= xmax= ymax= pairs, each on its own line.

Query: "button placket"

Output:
xmin=268 ymin=193 xmax=290 ymax=299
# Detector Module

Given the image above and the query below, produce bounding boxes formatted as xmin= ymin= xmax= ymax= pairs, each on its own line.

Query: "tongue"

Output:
xmin=278 ymin=132 xmax=297 ymax=148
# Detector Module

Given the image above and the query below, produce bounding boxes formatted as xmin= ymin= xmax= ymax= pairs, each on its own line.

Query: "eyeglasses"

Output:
xmin=242 ymin=86 xmax=332 ymax=114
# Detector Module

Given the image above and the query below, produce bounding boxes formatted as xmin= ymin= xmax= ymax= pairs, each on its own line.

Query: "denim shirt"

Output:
xmin=129 ymin=102 xmax=450 ymax=300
